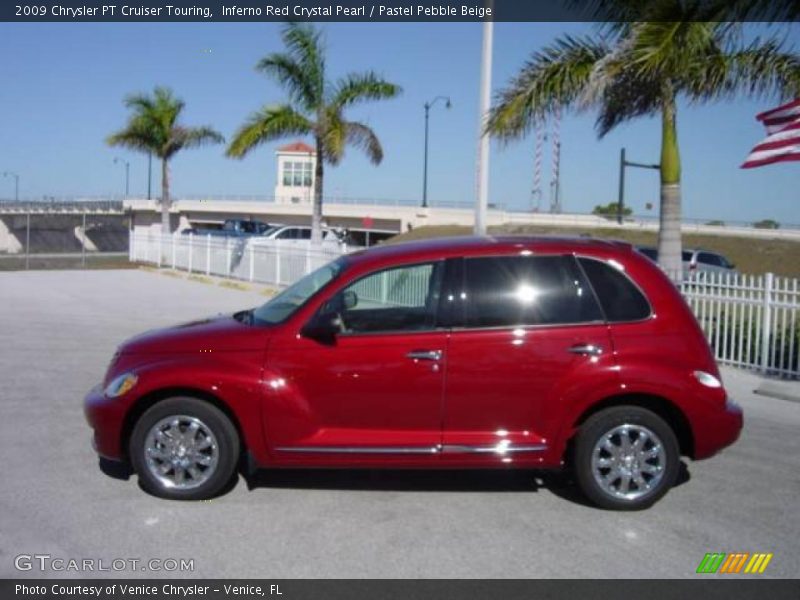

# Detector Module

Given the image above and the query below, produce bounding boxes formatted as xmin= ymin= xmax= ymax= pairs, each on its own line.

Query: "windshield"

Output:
xmin=252 ymin=258 xmax=346 ymax=324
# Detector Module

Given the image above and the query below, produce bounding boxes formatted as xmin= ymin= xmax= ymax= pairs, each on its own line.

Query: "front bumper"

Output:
xmin=84 ymin=384 xmax=126 ymax=461
xmin=693 ymin=397 xmax=743 ymax=460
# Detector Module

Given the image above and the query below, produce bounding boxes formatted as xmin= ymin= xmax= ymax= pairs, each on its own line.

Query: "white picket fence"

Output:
xmin=131 ymin=232 xmax=799 ymax=379
xmin=679 ymin=272 xmax=798 ymax=379
xmin=130 ymin=231 xmax=347 ymax=288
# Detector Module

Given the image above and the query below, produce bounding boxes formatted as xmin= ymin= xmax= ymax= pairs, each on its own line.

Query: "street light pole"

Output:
xmin=2 ymin=171 xmax=19 ymax=201
xmin=474 ymin=12 xmax=494 ymax=236
xmin=617 ymin=147 xmax=660 ymax=224
xmin=422 ymin=96 xmax=451 ymax=208
xmin=147 ymin=152 xmax=152 ymax=200
xmin=114 ymin=157 xmax=130 ymax=197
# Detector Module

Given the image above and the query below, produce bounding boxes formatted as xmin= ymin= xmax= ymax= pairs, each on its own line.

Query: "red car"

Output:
xmin=85 ymin=236 xmax=742 ymax=509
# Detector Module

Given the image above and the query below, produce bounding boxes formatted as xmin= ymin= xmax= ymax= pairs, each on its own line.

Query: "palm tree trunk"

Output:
xmin=161 ymin=158 xmax=171 ymax=234
xmin=657 ymin=95 xmax=682 ymax=281
xmin=310 ymin=137 xmax=324 ymax=246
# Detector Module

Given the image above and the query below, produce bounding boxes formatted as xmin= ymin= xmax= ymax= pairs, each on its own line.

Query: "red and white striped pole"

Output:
xmin=531 ymin=120 xmax=544 ymax=212
xmin=549 ymin=105 xmax=561 ymax=213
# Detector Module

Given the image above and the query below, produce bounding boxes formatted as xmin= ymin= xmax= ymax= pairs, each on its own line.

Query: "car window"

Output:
xmin=276 ymin=228 xmax=296 ymax=240
xmin=698 ymin=252 xmax=723 ymax=267
xmin=458 ymin=255 xmax=603 ymax=328
xmin=253 ymin=258 xmax=346 ymax=324
xmin=682 ymin=251 xmax=694 ymax=262
xmin=578 ymin=258 xmax=651 ymax=322
xmin=332 ymin=262 xmax=444 ymax=334
xmin=298 ymin=228 xmax=312 ymax=240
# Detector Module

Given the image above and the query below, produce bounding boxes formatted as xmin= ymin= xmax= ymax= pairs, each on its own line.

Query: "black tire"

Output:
xmin=573 ymin=406 xmax=679 ymax=510
xmin=129 ymin=397 xmax=240 ymax=500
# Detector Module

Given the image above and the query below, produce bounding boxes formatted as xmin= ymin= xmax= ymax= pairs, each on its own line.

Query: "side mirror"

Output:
xmin=300 ymin=312 xmax=341 ymax=343
xmin=342 ymin=290 xmax=358 ymax=310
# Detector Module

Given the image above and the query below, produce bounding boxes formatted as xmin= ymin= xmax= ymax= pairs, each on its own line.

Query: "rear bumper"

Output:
xmin=693 ymin=397 xmax=743 ymax=460
xmin=84 ymin=385 xmax=126 ymax=461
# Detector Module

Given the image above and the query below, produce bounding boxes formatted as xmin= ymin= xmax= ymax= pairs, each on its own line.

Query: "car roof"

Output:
xmin=345 ymin=235 xmax=634 ymax=268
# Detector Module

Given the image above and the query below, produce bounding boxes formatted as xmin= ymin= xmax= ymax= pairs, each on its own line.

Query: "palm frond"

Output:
xmin=331 ymin=72 xmax=402 ymax=108
xmin=281 ymin=22 xmax=325 ymax=105
xmin=165 ymin=126 xmax=224 ymax=158
xmin=106 ymin=127 xmax=159 ymax=154
xmin=318 ymin=109 xmax=346 ymax=165
xmin=344 ymin=121 xmax=383 ymax=164
xmin=625 ymin=21 xmax=719 ymax=80
xmin=486 ymin=34 xmax=609 ymax=141
xmin=256 ymin=52 xmax=318 ymax=110
xmin=687 ymin=37 xmax=800 ymax=102
xmin=226 ymin=104 xmax=314 ymax=158
xmin=594 ymin=69 xmax=664 ymax=136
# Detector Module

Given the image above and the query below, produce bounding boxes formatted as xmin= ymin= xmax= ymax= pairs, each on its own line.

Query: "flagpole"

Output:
xmin=474 ymin=10 xmax=493 ymax=236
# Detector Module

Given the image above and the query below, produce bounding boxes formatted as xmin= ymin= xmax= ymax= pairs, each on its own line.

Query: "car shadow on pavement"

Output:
xmin=243 ymin=461 xmax=691 ymax=508
xmin=97 ymin=457 xmax=691 ymax=507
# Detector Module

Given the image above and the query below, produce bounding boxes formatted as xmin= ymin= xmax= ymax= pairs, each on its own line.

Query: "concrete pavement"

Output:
xmin=1 ymin=270 xmax=798 ymax=579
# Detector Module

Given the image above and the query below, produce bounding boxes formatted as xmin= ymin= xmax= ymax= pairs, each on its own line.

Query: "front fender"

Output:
xmin=121 ymin=352 xmax=268 ymax=464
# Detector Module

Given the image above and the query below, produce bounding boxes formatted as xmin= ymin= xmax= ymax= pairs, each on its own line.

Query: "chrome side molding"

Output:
xmin=277 ymin=443 xmax=547 ymax=455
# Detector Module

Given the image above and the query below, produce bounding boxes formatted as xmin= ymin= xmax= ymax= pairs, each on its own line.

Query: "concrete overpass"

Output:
xmin=126 ymin=198 xmax=800 ymax=242
xmin=0 ymin=201 xmax=128 ymax=254
xmin=2 ymin=197 xmax=798 ymax=255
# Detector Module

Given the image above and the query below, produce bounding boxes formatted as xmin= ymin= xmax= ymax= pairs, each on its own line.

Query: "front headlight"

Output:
xmin=104 ymin=372 xmax=138 ymax=398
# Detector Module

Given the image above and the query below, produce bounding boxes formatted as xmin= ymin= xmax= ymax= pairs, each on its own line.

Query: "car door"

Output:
xmin=264 ymin=260 xmax=448 ymax=459
xmin=441 ymin=254 xmax=615 ymax=464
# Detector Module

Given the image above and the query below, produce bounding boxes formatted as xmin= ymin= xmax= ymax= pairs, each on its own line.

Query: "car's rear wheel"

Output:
xmin=573 ymin=406 xmax=679 ymax=510
xmin=129 ymin=397 xmax=239 ymax=500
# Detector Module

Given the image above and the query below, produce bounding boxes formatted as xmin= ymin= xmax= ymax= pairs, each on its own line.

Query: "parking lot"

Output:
xmin=1 ymin=269 xmax=798 ymax=578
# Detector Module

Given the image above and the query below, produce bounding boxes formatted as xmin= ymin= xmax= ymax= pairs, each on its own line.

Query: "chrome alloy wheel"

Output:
xmin=590 ymin=424 xmax=666 ymax=501
xmin=143 ymin=415 xmax=219 ymax=490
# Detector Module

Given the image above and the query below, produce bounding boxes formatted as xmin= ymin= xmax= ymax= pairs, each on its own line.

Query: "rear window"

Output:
xmin=578 ymin=258 xmax=651 ymax=322
xmin=459 ymin=255 xmax=603 ymax=328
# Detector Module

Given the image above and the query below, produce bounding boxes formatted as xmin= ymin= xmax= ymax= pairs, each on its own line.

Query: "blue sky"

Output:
xmin=0 ymin=21 xmax=798 ymax=224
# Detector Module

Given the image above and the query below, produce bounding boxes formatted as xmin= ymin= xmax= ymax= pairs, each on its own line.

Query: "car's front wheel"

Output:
xmin=129 ymin=397 xmax=240 ymax=500
xmin=573 ymin=406 xmax=679 ymax=510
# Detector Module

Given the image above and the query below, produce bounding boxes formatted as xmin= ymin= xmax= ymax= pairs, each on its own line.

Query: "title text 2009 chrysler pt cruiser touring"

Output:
xmin=85 ymin=236 xmax=743 ymax=509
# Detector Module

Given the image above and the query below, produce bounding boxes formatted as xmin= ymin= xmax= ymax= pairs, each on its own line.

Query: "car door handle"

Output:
xmin=568 ymin=343 xmax=603 ymax=357
xmin=406 ymin=350 xmax=443 ymax=361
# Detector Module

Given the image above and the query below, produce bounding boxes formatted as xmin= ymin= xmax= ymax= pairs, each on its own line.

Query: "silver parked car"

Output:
xmin=636 ymin=247 xmax=737 ymax=276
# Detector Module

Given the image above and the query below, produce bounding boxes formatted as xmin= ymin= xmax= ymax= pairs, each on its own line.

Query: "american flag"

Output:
xmin=741 ymin=99 xmax=800 ymax=169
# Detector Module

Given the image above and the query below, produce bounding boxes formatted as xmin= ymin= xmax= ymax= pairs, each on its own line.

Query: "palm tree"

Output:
xmin=107 ymin=86 xmax=224 ymax=233
xmin=487 ymin=5 xmax=800 ymax=276
xmin=227 ymin=23 xmax=401 ymax=244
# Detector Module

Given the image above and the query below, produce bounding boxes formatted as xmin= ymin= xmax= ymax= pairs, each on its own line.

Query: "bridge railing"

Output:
xmin=0 ymin=199 xmax=124 ymax=212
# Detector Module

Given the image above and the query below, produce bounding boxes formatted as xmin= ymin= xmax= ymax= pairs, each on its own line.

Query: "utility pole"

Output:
xmin=81 ymin=210 xmax=87 ymax=268
xmin=474 ymin=13 xmax=493 ymax=236
xmin=147 ymin=152 xmax=152 ymax=200
xmin=114 ymin=157 xmax=130 ymax=197
xmin=617 ymin=147 xmax=659 ymax=224
xmin=422 ymin=96 xmax=451 ymax=208
xmin=25 ymin=211 xmax=30 ymax=270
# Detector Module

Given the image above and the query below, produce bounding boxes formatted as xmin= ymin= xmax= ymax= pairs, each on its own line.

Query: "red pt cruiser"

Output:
xmin=85 ymin=236 xmax=742 ymax=509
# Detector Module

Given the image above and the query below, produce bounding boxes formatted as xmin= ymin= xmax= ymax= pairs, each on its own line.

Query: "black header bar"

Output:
xmin=2 ymin=0 xmax=798 ymax=22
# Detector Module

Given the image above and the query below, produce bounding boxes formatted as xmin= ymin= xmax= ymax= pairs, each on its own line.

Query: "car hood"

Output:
xmin=120 ymin=312 xmax=271 ymax=355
